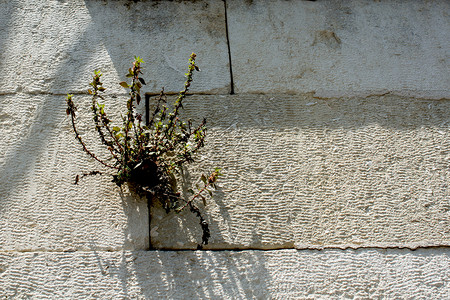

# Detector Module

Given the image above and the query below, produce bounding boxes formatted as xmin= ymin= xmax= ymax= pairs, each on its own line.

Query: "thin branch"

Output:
xmin=70 ymin=111 xmax=118 ymax=169
xmin=66 ymin=94 xmax=118 ymax=169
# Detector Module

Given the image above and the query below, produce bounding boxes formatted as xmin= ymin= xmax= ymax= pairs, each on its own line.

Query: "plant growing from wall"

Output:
xmin=66 ymin=53 xmax=220 ymax=248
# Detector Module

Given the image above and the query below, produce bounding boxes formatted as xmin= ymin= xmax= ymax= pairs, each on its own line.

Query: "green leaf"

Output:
xmin=201 ymin=174 xmax=207 ymax=184
xmin=138 ymin=78 xmax=146 ymax=85
xmin=119 ymin=82 xmax=129 ymax=88
xmin=134 ymin=56 xmax=144 ymax=63
xmin=112 ymin=126 xmax=121 ymax=132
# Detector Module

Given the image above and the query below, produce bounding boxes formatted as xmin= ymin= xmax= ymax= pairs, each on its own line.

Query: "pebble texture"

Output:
xmin=0 ymin=0 xmax=230 ymax=95
xmin=1 ymin=249 xmax=448 ymax=299
xmin=151 ymin=94 xmax=450 ymax=249
xmin=227 ymin=0 xmax=450 ymax=98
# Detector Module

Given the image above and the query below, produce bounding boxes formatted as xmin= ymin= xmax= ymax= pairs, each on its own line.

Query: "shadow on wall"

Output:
xmin=0 ymin=0 xmax=449 ymax=296
xmin=0 ymin=0 xmax=225 ymax=249
xmin=141 ymin=250 xmax=271 ymax=299
xmin=179 ymin=94 xmax=450 ymax=131
xmin=2 ymin=0 xmax=448 ymax=250
xmin=112 ymin=250 xmax=271 ymax=298
xmin=81 ymin=0 xmax=229 ymax=94
xmin=83 ymin=248 xmax=450 ymax=298
xmin=0 ymin=0 xmax=227 ymax=197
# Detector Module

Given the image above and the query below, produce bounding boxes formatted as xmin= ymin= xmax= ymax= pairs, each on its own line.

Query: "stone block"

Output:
xmin=227 ymin=0 xmax=449 ymax=98
xmin=150 ymin=94 xmax=449 ymax=249
xmin=0 ymin=0 xmax=230 ymax=95
xmin=1 ymin=249 xmax=448 ymax=298
xmin=0 ymin=94 xmax=148 ymax=251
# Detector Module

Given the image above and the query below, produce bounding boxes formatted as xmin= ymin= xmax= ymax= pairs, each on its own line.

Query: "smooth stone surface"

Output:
xmin=227 ymin=0 xmax=450 ymax=98
xmin=0 ymin=0 xmax=230 ymax=95
xmin=1 ymin=249 xmax=448 ymax=299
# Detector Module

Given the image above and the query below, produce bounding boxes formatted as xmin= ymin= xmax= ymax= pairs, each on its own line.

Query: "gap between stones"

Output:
xmin=146 ymin=1 xmax=234 ymax=248
xmin=2 ymin=245 xmax=448 ymax=254
xmin=223 ymin=0 xmax=235 ymax=95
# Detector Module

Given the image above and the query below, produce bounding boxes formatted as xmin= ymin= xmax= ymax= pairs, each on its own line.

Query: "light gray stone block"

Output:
xmin=0 ymin=94 xmax=148 ymax=251
xmin=1 ymin=249 xmax=448 ymax=299
xmin=0 ymin=0 xmax=230 ymax=95
xmin=151 ymin=94 xmax=449 ymax=249
xmin=227 ymin=0 xmax=450 ymax=98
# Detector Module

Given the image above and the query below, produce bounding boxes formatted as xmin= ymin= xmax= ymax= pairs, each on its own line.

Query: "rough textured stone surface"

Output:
xmin=1 ymin=249 xmax=448 ymax=299
xmin=227 ymin=0 xmax=450 ymax=98
xmin=2 ymin=93 xmax=447 ymax=251
xmin=0 ymin=0 xmax=230 ymax=95
xmin=1 ymin=0 xmax=449 ymax=297
xmin=151 ymin=94 xmax=449 ymax=249
xmin=0 ymin=94 xmax=148 ymax=251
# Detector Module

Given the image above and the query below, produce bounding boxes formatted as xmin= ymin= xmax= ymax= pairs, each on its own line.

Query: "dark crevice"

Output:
xmin=223 ymin=0 xmax=235 ymax=95
xmin=144 ymin=95 xmax=153 ymax=250
xmin=148 ymin=245 xmax=450 ymax=252
xmin=5 ymin=245 xmax=448 ymax=253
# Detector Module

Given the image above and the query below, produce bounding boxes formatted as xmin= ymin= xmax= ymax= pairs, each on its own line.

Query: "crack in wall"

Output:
xmin=223 ymin=0 xmax=235 ymax=95
xmin=2 ymin=245 xmax=449 ymax=254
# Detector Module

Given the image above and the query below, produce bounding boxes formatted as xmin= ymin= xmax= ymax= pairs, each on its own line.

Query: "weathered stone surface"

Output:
xmin=0 ymin=0 xmax=230 ymax=95
xmin=151 ymin=94 xmax=449 ymax=249
xmin=0 ymin=94 xmax=148 ymax=251
xmin=1 ymin=0 xmax=449 ymax=297
xmin=1 ymin=249 xmax=448 ymax=299
xmin=227 ymin=0 xmax=450 ymax=98
xmin=2 ymin=93 xmax=448 ymax=251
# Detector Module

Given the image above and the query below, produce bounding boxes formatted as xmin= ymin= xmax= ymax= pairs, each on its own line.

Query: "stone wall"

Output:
xmin=1 ymin=0 xmax=448 ymax=298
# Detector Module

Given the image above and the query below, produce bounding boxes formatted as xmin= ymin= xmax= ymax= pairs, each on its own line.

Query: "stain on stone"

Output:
xmin=312 ymin=30 xmax=341 ymax=49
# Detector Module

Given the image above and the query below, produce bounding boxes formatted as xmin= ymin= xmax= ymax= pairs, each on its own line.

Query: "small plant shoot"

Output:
xmin=66 ymin=53 xmax=220 ymax=248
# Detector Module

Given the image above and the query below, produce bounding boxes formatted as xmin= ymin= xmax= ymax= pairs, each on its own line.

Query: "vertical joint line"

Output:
xmin=145 ymin=94 xmax=152 ymax=250
xmin=223 ymin=0 xmax=235 ymax=95
xmin=145 ymin=94 xmax=150 ymax=126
